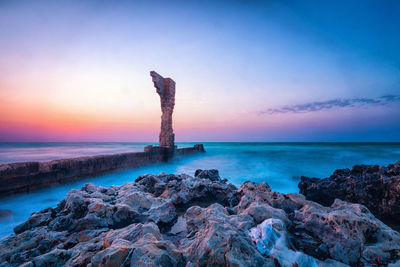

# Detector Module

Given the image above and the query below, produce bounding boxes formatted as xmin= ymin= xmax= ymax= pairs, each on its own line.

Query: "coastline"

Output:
xmin=1 ymin=142 xmax=399 ymax=241
xmin=0 ymin=145 xmax=205 ymax=197
xmin=0 ymin=163 xmax=399 ymax=266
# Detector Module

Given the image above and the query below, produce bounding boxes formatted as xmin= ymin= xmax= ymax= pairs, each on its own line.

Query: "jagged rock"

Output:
xmin=1 ymin=169 xmax=400 ymax=266
xmin=293 ymin=199 xmax=400 ymax=265
xmin=169 ymin=216 xmax=186 ymax=236
xmin=14 ymin=208 xmax=53 ymax=234
xmin=180 ymin=203 xmax=270 ymax=266
xmin=235 ymin=180 xmax=400 ymax=266
xmin=242 ymin=202 xmax=288 ymax=224
xmin=150 ymin=71 xmax=176 ymax=148
xmin=135 ymin=172 xmax=240 ymax=211
xmin=235 ymin=181 xmax=306 ymax=214
xmin=194 ymin=169 xmax=221 ymax=181
xmin=299 ymin=161 xmax=400 ymax=230
xmin=91 ymin=222 xmax=171 ymax=267
xmin=129 ymin=234 xmax=182 ymax=266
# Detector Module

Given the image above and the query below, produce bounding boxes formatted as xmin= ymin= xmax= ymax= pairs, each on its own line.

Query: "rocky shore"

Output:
xmin=299 ymin=161 xmax=400 ymax=231
xmin=1 ymin=166 xmax=400 ymax=266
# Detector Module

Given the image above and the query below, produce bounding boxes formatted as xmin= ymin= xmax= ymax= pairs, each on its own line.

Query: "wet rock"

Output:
xmin=1 ymin=169 xmax=400 ymax=266
xmin=14 ymin=208 xmax=53 ymax=234
xmin=299 ymin=161 xmax=400 ymax=230
xmin=91 ymin=244 xmax=131 ymax=267
xmin=242 ymin=202 xmax=288 ymax=224
xmin=112 ymin=204 xmax=140 ymax=229
xmin=169 ymin=216 xmax=186 ymax=236
xmin=147 ymin=198 xmax=177 ymax=226
xmin=135 ymin=174 xmax=164 ymax=195
xmin=146 ymin=172 xmax=240 ymax=209
xmin=31 ymin=249 xmax=71 ymax=267
xmin=180 ymin=204 xmax=270 ymax=266
xmin=235 ymin=181 xmax=306 ymax=214
xmin=194 ymin=169 xmax=220 ymax=181
xmin=293 ymin=199 xmax=400 ymax=265
xmin=129 ymin=234 xmax=182 ymax=266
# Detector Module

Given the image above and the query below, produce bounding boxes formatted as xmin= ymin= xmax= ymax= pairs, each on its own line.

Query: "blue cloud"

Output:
xmin=260 ymin=95 xmax=400 ymax=115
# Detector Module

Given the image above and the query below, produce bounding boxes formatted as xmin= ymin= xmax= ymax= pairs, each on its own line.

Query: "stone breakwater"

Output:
xmin=0 ymin=145 xmax=205 ymax=197
xmin=1 ymin=168 xmax=400 ymax=266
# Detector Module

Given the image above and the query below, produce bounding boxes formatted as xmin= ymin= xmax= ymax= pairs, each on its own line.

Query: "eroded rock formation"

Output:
xmin=299 ymin=161 xmax=400 ymax=231
xmin=150 ymin=71 xmax=175 ymax=148
xmin=1 ymin=169 xmax=399 ymax=266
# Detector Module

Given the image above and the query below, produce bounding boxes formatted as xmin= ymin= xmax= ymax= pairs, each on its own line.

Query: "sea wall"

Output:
xmin=0 ymin=144 xmax=205 ymax=197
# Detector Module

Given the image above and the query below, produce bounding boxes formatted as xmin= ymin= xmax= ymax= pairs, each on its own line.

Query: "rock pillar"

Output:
xmin=150 ymin=71 xmax=175 ymax=148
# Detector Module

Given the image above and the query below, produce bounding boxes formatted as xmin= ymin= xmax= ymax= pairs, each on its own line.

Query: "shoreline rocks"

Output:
xmin=1 ymin=169 xmax=399 ymax=266
xmin=299 ymin=161 xmax=400 ymax=231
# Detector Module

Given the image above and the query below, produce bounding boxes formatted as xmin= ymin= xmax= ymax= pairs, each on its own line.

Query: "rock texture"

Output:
xmin=1 ymin=169 xmax=399 ymax=266
xmin=299 ymin=161 xmax=400 ymax=231
xmin=150 ymin=71 xmax=176 ymax=148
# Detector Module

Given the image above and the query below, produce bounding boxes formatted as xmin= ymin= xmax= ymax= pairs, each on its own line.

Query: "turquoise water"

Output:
xmin=0 ymin=142 xmax=400 ymax=239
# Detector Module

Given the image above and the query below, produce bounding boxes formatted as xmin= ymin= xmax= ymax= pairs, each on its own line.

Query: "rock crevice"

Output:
xmin=1 ymin=167 xmax=399 ymax=266
xmin=299 ymin=161 xmax=400 ymax=231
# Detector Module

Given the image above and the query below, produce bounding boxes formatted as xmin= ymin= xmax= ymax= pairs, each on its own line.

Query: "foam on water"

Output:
xmin=0 ymin=142 xmax=400 ymax=239
xmin=0 ymin=142 xmax=155 ymax=163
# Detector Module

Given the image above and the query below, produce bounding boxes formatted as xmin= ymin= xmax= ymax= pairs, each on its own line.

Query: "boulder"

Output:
xmin=293 ymin=199 xmax=400 ymax=265
xmin=299 ymin=161 xmax=400 ymax=230
xmin=194 ymin=169 xmax=221 ymax=181
xmin=180 ymin=204 xmax=270 ymax=266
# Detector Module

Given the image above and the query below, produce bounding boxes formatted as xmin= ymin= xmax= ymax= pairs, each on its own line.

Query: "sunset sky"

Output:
xmin=1 ymin=0 xmax=399 ymax=142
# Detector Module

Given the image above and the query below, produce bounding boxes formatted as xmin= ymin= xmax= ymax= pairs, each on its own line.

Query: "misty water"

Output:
xmin=1 ymin=142 xmax=400 ymax=239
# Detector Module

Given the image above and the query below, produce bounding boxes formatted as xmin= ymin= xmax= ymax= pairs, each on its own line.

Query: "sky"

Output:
xmin=0 ymin=0 xmax=399 ymax=142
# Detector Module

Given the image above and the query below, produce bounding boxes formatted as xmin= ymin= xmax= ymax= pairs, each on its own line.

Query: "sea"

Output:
xmin=1 ymin=142 xmax=400 ymax=239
